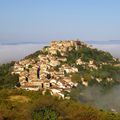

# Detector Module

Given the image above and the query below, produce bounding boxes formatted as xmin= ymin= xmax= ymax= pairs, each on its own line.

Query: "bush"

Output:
xmin=32 ymin=106 xmax=59 ymax=120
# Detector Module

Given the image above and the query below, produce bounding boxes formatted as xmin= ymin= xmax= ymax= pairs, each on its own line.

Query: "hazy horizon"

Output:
xmin=0 ymin=44 xmax=46 ymax=64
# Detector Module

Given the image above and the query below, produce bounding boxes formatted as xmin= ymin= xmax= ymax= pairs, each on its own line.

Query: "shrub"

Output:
xmin=32 ymin=106 xmax=59 ymax=120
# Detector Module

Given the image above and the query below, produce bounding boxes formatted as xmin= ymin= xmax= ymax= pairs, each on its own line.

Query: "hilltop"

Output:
xmin=11 ymin=40 xmax=120 ymax=99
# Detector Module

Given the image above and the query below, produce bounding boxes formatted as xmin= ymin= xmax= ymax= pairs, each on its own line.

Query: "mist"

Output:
xmin=0 ymin=44 xmax=47 ymax=64
xmin=72 ymin=84 xmax=120 ymax=112
xmin=0 ymin=43 xmax=120 ymax=64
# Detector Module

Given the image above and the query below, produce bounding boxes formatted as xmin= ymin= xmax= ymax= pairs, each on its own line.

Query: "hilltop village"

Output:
xmin=12 ymin=40 xmax=119 ymax=99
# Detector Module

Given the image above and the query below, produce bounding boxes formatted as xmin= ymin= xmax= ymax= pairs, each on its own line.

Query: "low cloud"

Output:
xmin=78 ymin=85 xmax=120 ymax=112
xmin=0 ymin=44 xmax=46 ymax=64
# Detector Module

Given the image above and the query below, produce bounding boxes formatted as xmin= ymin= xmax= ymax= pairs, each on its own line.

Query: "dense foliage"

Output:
xmin=0 ymin=62 xmax=19 ymax=88
xmin=65 ymin=45 xmax=120 ymax=88
xmin=32 ymin=106 xmax=59 ymax=120
xmin=71 ymin=64 xmax=120 ymax=89
xmin=66 ymin=46 xmax=117 ymax=64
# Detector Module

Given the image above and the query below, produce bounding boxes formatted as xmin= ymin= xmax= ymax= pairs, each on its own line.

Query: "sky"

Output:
xmin=0 ymin=0 xmax=120 ymax=43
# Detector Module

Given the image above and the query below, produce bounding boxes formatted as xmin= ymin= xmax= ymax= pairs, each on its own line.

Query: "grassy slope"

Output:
xmin=0 ymin=89 xmax=120 ymax=120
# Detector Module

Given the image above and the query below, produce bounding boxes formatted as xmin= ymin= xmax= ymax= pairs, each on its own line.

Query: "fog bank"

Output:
xmin=0 ymin=44 xmax=47 ymax=64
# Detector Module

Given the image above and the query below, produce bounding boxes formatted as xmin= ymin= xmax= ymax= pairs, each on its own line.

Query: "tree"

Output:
xmin=32 ymin=106 xmax=59 ymax=120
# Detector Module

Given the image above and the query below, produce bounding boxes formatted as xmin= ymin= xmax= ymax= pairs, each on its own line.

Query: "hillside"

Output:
xmin=1 ymin=40 xmax=120 ymax=119
xmin=11 ymin=40 xmax=120 ymax=99
xmin=0 ymin=89 xmax=120 ymax=120
xmin=0 ymin=62 xmax=19 ymax=89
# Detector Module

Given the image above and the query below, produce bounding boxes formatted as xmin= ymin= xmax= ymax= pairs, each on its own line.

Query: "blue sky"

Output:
xmin=0 ymin=0 xmax=120 ymax=43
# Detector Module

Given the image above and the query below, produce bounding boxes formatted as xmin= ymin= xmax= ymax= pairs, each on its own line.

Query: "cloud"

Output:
xmin=78 ymin=85 xmax=120 ymax=112
xmin=0 ymin=44 xmax=46 ymax=64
